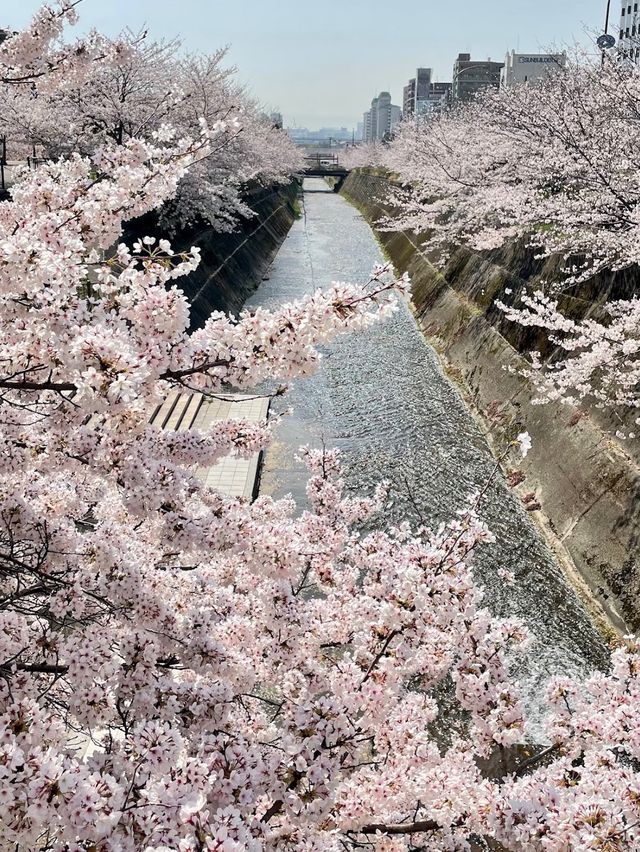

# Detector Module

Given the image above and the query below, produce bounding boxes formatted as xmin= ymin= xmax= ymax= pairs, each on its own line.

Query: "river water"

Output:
xmin=248 ymin=178 xmax=607 ymax=718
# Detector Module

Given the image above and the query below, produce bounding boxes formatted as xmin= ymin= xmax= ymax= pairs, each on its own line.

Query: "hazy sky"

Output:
xmin=11 ymin=0 xmax=610 ymax=129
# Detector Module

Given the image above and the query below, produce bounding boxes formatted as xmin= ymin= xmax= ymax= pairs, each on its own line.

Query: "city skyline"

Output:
xmin=10 ymin=0 xmax=608 ymax=128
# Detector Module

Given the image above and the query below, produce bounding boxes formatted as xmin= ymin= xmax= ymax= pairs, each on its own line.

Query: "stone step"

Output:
xmin=163 ymin=393 xmax=192 ymax=432
xmin=150 ymin=390 xmax=180 ymax=429
xmin=177 ymin=393 xmax=205 ymax=431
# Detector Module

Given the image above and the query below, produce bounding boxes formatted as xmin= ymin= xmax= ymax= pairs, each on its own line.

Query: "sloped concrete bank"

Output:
xmin=131 ymin=180 xmax=300 ymax=328
xmin=340 ymin=169 xmax=640 ymax=635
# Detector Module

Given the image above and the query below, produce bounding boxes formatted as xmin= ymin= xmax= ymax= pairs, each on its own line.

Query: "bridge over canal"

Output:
xmin=298 ymin=153 xmax=350 ymax=188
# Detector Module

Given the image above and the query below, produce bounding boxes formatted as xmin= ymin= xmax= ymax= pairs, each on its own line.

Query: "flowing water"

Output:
xmin=248 ymin=178 xmax=608 ymax=718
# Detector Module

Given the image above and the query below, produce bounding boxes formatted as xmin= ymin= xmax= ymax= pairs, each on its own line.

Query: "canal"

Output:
xmin=247 ymin=177 xmax=607 ymax=720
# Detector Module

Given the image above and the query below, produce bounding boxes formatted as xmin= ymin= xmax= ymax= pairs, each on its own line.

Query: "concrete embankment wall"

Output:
xmin=340 ymin=169 xmax=640 ymax=635
xmin=131 ymin=181 xmax=300 ymax=327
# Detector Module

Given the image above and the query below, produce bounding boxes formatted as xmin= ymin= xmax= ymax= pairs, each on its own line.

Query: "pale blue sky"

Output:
xmin=10 ymin=0 xmax=609 ymax=128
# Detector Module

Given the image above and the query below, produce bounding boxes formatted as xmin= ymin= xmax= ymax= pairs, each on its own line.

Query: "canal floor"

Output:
xmin=247 ymin=178 xmax=608 ymax=723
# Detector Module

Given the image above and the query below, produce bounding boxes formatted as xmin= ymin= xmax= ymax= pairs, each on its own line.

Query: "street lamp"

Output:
xmin=599 ymin=0 xmax=615 ymax=66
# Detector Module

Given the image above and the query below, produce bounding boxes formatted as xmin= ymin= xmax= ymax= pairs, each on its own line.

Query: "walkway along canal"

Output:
xmin=247 ymin=177 xmax=608 ymax=720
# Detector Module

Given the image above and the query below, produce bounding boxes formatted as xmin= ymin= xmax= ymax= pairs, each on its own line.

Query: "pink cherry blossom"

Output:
xmin=1 ymin=9 xmax=639 ymax=851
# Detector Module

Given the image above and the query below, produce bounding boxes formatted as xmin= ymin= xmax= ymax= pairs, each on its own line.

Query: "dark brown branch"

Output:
xmin=355 ymin=819 xmax=442 ymax=836
xmin=161 ymin=360 xmax=230 ymax=380
xmin=0 ymin=380 xmax=77 ymax=392
xmin=0 ymin=361 xmax=232 ymax=395
xmin=514 ymin=743 xmax=560 ymax=776
xmin=10 ymin=663 xmax=70 ymax=675
xmin=360 ymin=629 xmax=400 ymax=684
xmin=261 ymin=799 xmax=284 ymax=824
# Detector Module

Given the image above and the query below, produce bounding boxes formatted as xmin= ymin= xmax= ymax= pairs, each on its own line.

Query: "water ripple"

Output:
xmin=248 ymin=178 xmax=608 ymax=722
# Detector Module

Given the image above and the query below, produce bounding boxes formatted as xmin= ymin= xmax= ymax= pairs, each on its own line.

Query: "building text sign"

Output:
xmin=518 ymin=56 xmax=557 ymax=63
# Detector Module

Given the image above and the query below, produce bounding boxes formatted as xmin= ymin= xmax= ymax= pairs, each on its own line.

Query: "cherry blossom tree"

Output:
xmin=488 ymin=60 xmax=640 ymax=421
xmin=351 ymin=55 xmax=640 ymax=422
xmin=377 ymin=56 xmax=640 ymax=281
xmin=160 ymin=52 xmax=303 ymax=231
xmin=2 ymin=7 xmax=640 ymax=851
xmin=341 ymin=141 xmax=388 ymax=171
xmin=0 ymin=13 xmax=302 ymax=232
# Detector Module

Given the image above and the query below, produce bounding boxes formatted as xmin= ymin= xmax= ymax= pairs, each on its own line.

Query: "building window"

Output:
xmin=627 ymin=27 xmax=631 ymax=36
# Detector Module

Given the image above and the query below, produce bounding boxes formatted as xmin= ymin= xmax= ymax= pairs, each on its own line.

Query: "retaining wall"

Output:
xmin=341 ymin=169 xmax=640 ymax=634
xmin=129 ymin=180 xmax=300 ymax=327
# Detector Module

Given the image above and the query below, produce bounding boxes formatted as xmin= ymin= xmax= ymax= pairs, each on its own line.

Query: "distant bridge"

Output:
xmin=289 ymin=137 xmax=354 ymax=148
xmin=298 ymin=153 xmax=350 ymax=185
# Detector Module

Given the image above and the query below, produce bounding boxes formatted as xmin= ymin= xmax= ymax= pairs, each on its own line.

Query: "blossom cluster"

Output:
xmin=352 ymin=54 xmax=640 ymax=421
xmin=1 ymin=7 xmax=640 ymax=851
xmin=0 ymin=8 xmax=303 ymax=232
xmin=372 ymin=56 xmax=640 ymax=280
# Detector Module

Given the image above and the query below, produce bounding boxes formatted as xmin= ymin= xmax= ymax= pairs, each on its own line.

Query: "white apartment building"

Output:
xmin=363 ymin=97 xmax=377 ymax=144
xmin=362 ymin=92 xmax=401 ymax=142
xmin=500 ymin=51 xmax=567 ymax=88
xmin=620 ymin=1 xmax=640 ymax=62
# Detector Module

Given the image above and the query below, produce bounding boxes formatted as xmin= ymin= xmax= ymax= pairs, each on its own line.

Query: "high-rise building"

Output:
xmin=419 ymin=82 xmax=453 ymax=116
xmin=363 ymin=96 xmax=378 ymax=143
xmin=376 ymin=92 xmax=393 ymax=139
xmin=620 ymin=1 xmax=640 ymax=62
xmin=415 ymin=68 xmax=432 ymax=111
xmin=362 ymin=92 xmax=401 ymax=142
xmin=362 ymin=111 xmax=371 ymax=141
xmin=452 ymin=53 xmax=503 ymax=103
xmin=404 ymin=68 xmax=453 ymax=119
xmin=403 ymin=79 xmax=416 ymax=116
xmin=500 ymin=51 xmax=567 ymax=88
xmin=403 ymin=68 xmax=434 ymax=116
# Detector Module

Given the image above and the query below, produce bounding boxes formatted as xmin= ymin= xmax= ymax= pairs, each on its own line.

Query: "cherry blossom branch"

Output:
xmin=352 ymin=819 xmax=448 ymax=836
